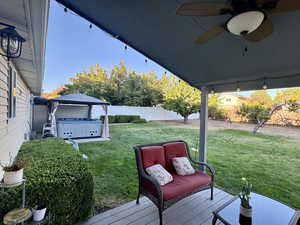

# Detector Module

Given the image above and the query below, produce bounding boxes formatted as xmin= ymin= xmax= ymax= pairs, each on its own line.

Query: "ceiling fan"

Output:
xmin=176 ymin=0 xmax=300 ymax=43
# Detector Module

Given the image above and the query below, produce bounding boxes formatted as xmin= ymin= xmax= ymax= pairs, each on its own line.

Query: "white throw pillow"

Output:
xmin=172 ymin=157 xmax=195 ymax=175
xmin=145 ymin=164 xmax=173 ymax=186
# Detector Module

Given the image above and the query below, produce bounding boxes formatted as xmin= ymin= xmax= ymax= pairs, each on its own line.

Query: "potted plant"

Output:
xmin=32 ymin=204 xmax=47 ymax=222
xmin=1 ymin=155 xmax=26 ymax=185
xmin=239 ymin=177 xmax=252 ymax=218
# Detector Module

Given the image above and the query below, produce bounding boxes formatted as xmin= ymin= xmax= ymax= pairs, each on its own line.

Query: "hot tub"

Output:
xmin=56 ymin=118 xmax=102 ymax=139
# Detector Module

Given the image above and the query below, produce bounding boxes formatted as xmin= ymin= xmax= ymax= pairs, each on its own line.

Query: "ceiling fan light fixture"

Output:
xmin=226 ymin=11 xmax=265 ymax=36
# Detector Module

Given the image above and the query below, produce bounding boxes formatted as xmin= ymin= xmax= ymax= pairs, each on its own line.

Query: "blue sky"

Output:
xmin=44 ymin=1 xmax=168 ymax=92
xmin=44 ymin=1 xmax=279 ymax=97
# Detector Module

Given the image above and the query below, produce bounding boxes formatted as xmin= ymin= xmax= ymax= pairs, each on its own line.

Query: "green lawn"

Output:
xmin=79 ymin=122 xmax=300 ymax=212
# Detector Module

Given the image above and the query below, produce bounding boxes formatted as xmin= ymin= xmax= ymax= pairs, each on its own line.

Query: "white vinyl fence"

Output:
xmin=92 ymin=105 xmax=199 ymax=121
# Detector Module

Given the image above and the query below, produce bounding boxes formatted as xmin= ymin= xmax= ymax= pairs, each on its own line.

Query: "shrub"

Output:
xmin=100 ymin=115 xmax=116 ymax=123
xmin=237 ymin=103 xmax=271 ymax=123
xmin=101 ymin=115 xmax=141 ymax=123
xmin=108 ymin=115 xmax=116 ymax=123
xmin=0 ymin=138 xmax=94 ymax=225
xmin=132 ymin=119 xmax=147 ymax=123
xmin=208 ymin=104 xmax=226 ymax=120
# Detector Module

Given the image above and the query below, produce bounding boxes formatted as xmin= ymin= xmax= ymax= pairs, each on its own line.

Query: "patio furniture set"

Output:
xmin=134 ymin=140 xmax=299 ymax=225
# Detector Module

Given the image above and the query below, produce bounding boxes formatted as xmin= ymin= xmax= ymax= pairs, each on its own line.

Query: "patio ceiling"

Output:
xmin=57 ymin=0 xmax=300 ymax=92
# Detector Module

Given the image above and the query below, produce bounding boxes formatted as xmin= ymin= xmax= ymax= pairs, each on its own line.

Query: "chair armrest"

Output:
xmin=190 ymin=159 xmax=215 ymax=177
xmin=140 ymin=172 xmax=162 ymax=199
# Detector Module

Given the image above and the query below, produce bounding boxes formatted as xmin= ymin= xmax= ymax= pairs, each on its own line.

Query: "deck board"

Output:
xmin=77 ymin=188 xmax=232 ymax=225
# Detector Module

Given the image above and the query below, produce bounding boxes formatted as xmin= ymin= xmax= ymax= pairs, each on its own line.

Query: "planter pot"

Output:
xmin=239 ymin=214 xmax=252 ymax=225
xmin=32 ymin=207 xmax=47 ymax=222
xmin=3 ymin=168 xmax=23 ymax=185
xmin=240 ymin=205 xmax=252 ymax=218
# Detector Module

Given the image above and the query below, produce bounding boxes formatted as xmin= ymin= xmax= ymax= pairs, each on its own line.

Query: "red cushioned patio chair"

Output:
xmin=134 ymin=140 xmax=215 ymax=225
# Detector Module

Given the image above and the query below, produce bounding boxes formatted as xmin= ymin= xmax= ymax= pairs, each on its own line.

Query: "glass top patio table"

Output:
xmin=212 ymin=192 xmax=298 ymax=225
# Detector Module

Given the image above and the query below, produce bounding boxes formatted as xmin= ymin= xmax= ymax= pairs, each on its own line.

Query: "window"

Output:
xmin=8 ymin=66 xmax=16 ymax=119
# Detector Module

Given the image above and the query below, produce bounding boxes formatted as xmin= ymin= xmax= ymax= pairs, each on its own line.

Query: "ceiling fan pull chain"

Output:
xmin=243 ymin=46 xmax=248 ymax=56
xmin=242 ymin=37 xmax=248 ymax=56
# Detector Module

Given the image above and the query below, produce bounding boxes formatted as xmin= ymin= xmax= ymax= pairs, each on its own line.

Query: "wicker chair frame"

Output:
xmin=133 ymin=140 xmax=215 ymax=225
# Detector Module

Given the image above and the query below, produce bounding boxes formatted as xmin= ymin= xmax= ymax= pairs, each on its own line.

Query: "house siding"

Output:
xmin=0 ymin=55 xmax=31 ymax=179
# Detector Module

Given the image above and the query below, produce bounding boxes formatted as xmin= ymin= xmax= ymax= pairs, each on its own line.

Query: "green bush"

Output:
xmin=132 ymin=118 xmax=147 ymax=123
xmin=101 ymin=115 xmax=141 ymax=123
xmin=108 ymin=115 xmax=116 ymax=123
xmin=237 ymin=103 xmax=271 ymax=123
xmin=0 ymin=138 xmax=94 ymax=225
xmin=208 ymin=104 xmax=226 ymax=120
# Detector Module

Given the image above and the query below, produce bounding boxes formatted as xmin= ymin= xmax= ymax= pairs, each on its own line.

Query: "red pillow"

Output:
xmin=163 ymin=142 xmax=187 ymax=171
xmin=141 ymin=146 xmax=166 ymax=169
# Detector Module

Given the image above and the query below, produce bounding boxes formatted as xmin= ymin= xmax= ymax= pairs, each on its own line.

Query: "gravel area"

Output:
xmin=154 ymin=119 xmax=300 ymax=139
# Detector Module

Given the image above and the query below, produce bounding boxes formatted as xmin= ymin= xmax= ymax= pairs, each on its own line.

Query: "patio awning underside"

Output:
xmin=57 ymin=0 xmax=300 ymax=92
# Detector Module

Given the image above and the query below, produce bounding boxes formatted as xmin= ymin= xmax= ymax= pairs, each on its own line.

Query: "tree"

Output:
xmin=59 ymin=63 xmax=108 ymax=98
xmin=236 ymin=90 xmax=275 ymax=133
xmin=248 ymin=90 xmax=273 ymax=107
xmin=207 ymin=94 xmax=226 ymax=120
xmin=42 ymin=85 xmax=65 ymax=99
xmin=274 ymin=88 xmax=300 ymax=112
xmin=59 ymin=62 xmax=163 ymax=106
xmin=236 ymin=103 xmax=271 ymax=124
xmin=162 ymin=77 xmax=200 ymax=123
xmin=236 ymin=90 xmax=272 ymax=123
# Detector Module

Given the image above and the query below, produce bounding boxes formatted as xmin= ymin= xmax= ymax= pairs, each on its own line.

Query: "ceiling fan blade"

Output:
xmin=176 ymin=2 xmax=232 ymax=16
xmin=194 ymin=26 xmax=225 ymax=44
xmin=268 ymin=0 xmax=300 ymax=13
xmin=244 ymin=19 xmax=273 ymax=42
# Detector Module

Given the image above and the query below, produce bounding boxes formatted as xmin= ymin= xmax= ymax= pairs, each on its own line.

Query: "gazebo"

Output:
xmin=56 ymin=0 xmax=300 ymax=168
xmin=47 ymin=93 xmax=110 ymax=141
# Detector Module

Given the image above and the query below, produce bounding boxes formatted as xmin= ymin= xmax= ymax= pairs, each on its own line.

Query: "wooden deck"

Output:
xmin=77 ymin=188 xmax=233 ymax=225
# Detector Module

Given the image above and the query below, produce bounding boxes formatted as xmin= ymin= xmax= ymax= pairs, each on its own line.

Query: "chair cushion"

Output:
xmin=161 ymin=171 xmax=212 ymax=201
xmin=163 ymin=142 xmax=188 ymax=171
xmin=172 ymin=157 xmax=195 ymax=175
xmin=141 ymin=146 xmax=166 ymax=169
xmin=145 ymin=164 xmax=173 ymax=186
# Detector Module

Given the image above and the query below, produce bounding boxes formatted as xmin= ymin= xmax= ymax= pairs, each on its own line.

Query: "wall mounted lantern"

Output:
xmin=0 ymin=22 xmax=25 ymax=60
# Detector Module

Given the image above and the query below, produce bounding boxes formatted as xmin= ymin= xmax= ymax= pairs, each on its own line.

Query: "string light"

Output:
xmin=61 ymin=5 xmax=96 ymax=31
xmin=210 ymin=89 xmax=215 ymax=94
xmin=262 ymin=78 xmax=268 ymax=89
xmin=145 ymin=59 xmax=148 ymax=64
xmin=236 ymin=82 xmax=241 ymax=92
xmin=124 ymin=45 xmax=128 ymax=51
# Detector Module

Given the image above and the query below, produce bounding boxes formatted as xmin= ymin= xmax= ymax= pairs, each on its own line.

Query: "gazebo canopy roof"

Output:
xmin=51 ymin=93 xmax=109 ymax=105
xmin=57 ymin=0 xmax=300 ymax=92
